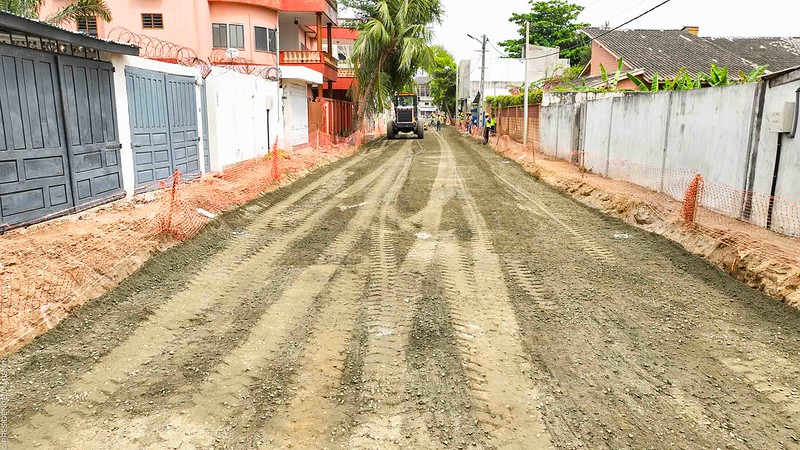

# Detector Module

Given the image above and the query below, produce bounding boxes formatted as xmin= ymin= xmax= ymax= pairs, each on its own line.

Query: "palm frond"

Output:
xmin=47 ymin=0 xmax=111 ymax=25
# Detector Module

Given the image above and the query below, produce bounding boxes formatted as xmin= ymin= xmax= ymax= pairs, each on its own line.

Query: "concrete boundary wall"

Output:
xmin=205 ymin=69 xmax=280 ymax=171
xmin=539 ymin=76 xmax=800 ymax=236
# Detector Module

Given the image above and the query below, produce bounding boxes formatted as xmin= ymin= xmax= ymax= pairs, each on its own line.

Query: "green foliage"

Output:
xmin=47 ymin=0 xmax=112 ymax=25
xmin=429 ymin=45 xmax=457 ymax=115
xmin=350 ymin=0 xmax=443 ymax=130
xmin=0 ymin=0 xmax=111 ymax=24
xmin=0 ymin=0 xmax=42 ymax=18
xmin=625 ymin=63 xmax=766 ymax=93
xmin=698 ymin=63 xmax=729 ymax=86
xmin=597 ymin=58 xmax=623 ymax=91
xmin=498 ymin=0 xmax=589 ymax=67
xmin=486 ymin=90 xmax=543 ymax=108
xmin=739 ymin=65 xmax=768 ymax=83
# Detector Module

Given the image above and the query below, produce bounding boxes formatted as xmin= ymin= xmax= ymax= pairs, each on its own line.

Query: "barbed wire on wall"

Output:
xmin=107 ymin=27 xmax=212 ymax=78
xmin=208 ymin=49 xmax=280 ymax=81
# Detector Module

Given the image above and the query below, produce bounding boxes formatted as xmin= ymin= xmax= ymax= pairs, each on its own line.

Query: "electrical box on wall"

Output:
xmin=769 ymin=102 xmax=796 ymax=133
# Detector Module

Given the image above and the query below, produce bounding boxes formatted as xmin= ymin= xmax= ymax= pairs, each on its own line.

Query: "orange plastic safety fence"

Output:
xmin=682 ymin=174 xmax=705 ymax=226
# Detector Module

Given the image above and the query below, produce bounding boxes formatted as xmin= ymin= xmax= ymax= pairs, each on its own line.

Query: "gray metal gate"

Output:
xmin=165 ymin=74 xmax=200 ymax=176
xmin=125 ymin=67 xmax=199 ymax=190
xmin=59 ymin=55 xmax=123 ymax=206
xmin=0 ymin=44 xmax=122 ymax=226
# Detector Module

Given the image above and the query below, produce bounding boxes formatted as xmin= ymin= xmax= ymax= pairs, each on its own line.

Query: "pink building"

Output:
xmin=40 ymin=0 xmax=341 ymax=94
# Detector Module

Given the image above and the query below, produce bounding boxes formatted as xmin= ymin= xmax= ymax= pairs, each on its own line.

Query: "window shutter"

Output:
xmin=268 ymin=28 xmax=277 ymax=53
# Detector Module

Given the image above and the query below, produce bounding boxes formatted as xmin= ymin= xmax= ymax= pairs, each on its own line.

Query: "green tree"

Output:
xmin=349 ymin=0 xmax=443 ymax=131
xmin=0 ymin=0 xmax=112 ymax=25
xmin=498 ymin=0 xmax=589 ymax=67
xmin=428 ymin=45 xmax=456 ymax=116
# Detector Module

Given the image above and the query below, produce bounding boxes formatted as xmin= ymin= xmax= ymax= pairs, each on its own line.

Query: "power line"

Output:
xmin=487 ymin=40 xmax=508 ymax=58
xmin=525 ymin=0 xmax=675 ymax=61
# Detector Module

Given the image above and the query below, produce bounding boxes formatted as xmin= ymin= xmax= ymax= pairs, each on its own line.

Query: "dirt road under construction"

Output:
xmin=8 ymin=128 xmax=800 ymax=449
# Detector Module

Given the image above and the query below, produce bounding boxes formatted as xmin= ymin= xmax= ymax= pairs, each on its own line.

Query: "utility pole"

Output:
xmin=479 ymin=34 xmax=487 ymax=128
xmin=523 ymin=22 xmax=530 ymax=151
xmin=455 ymin=63 xmax=459 ymax=120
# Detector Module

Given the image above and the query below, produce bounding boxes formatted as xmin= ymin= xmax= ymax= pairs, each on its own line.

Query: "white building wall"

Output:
xmin=205 ymin=69 xmax=280 ymax=169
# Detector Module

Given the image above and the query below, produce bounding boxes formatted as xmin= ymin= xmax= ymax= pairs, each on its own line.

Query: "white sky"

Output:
xmin=434 ymin=0 xmax=800 ymax=63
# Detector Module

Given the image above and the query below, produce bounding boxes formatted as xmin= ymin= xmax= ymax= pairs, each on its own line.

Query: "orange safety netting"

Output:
xmin=0 ymin=127 xmax=376 ymax=355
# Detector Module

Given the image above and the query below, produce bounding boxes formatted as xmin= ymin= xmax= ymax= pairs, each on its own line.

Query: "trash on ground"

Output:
xmin=196 ymin=208 xmax=216 ymax=219
xmin=613 ymin=233 xmax=631 ymax=239
xmin=339 ymin=202 xmax=368 ymax=211
xmin=415 ymin=232 xmax=432 ymax=240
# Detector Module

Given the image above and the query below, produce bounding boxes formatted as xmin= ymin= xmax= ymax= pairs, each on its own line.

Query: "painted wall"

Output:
xmin=107 ymin=54 xmax=205 ymax=194
xmin=208 ymin=2 xmax=279 ymax=65
xmin=539 ymin=77 xmax=800 ymax=236
xmin=588 ymin=41 xmax=631 ymax=77
xmin=42 ymin=0 xmax=212 ymax=58
xmin=43 ymin=0 xmax=285 ymax=64
xmin=205 ymin=69 xmax=280 ymax=169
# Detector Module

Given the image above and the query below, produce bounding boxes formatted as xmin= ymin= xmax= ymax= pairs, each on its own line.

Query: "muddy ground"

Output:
xmin=7 ymin=128 xmax=800 ymax=449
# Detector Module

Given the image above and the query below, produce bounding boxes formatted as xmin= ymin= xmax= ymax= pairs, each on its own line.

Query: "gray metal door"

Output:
xmin=126 ymin=67 xmax=171 ymax=188
xmin=126 ymin=68 xmax=199 ymax=189
xmin=0 ymin=44 xmax=72 ymax=226
xmin=165 ymin=74 xmax=200 ymax=177
xmin=200 ymin=83 xmax=210 ymax=172
xmin=58 ymin=55 xmax=123 ymax=207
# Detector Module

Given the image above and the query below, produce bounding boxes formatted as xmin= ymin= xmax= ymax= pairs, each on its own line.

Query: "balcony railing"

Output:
xmin=337 ymin=67 xmax=355 ymax=78
xmin=281 ymin=50 xmax=338 ymax=69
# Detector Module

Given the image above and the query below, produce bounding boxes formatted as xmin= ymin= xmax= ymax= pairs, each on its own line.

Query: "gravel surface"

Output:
xmin=7 ymin=128 xmax=800 ymax=449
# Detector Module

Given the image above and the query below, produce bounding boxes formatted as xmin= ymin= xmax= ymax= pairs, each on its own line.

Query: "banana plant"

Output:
xmin=626 ymin=72 xmax=661 ymax=92
xmin=598 ymin=58 xmax=624 ymax=92
xmin=739 ymin=65 xmax=767 ymax=83
xmin=698 ymin=64 xmax=730 ymax=86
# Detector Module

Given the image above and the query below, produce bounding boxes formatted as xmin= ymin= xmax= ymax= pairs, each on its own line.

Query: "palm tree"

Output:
xmin=350 ymin=0 xmax=442 ymax=132
xmin=0 ymin=0 xmax=111 ymax=25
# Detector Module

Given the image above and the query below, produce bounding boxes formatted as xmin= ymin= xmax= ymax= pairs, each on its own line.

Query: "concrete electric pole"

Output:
xmin=455 ymin=63 xmax=459 ymax=120
xmin=523 ymin=22 xmax=530 ymax=151
xmin=468 ymin=33 xmax=488 ymax=129
xmin=479 ymin=34 xmax=486 ymax=128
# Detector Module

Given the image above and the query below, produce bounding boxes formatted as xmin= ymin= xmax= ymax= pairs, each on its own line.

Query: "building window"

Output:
xmin=229 ymin=24 xmax=245 ymax=49
xmin=254 ymin=26 xmax=278 ymax=52
xmin=76 ymin=16 xmax=97 ymax=37
xmin=212 ymin=23 xmax=228 ymax=48
xmin=142 ymin=13 xmax=163 ymax=29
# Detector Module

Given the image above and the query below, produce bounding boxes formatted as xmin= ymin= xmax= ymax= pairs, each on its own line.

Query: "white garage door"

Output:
xmin=286 ymin=82 xmax=308 ymax=147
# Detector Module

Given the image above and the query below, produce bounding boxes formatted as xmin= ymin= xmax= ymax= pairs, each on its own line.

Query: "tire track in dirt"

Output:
xmin=490 ymin=168 xmax=616 ymax=264
xmin=6 ymin=147 xmax=384 ymax=427
xmin=437 ymin=133 xmax=552 ymax=449
xmin=346 ymin=137 xmax=458 ymax=449
xmin=263 ymin=264 xmax=368 ymax=448
xmin=10 ymin=141 xmax=404 ymax=448
xmin=58 ymin=143 xmax=416 ymax=449
xmin=209 ymin=142 xmax=415 ymax=448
